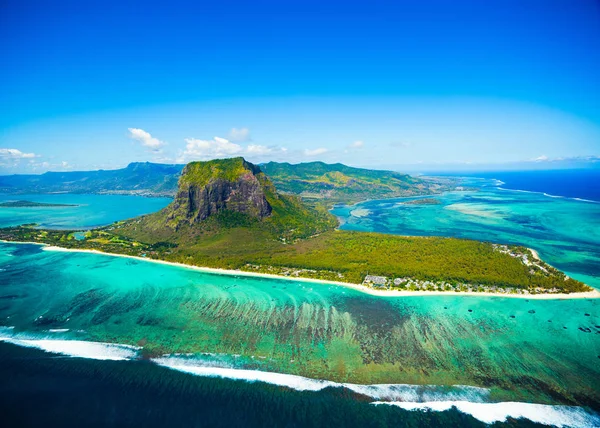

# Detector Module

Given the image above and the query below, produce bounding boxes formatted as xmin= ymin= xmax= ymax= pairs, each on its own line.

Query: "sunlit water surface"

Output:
xmin=1 ymin=185 xmax=599 ymax=426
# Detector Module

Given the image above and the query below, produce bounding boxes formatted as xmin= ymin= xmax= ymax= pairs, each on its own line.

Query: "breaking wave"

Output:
xmin=152 ymin=355 xmax=490 ymax=402
xmin=497 ymin=187 xmax=599 ymax=204
xmin=374 ymin=401 xmax=600 ymax=428
xmin=1 ymin=333 xmax=598 ymax=427
xmin=0 ymin=331 xmax=139 ymax=361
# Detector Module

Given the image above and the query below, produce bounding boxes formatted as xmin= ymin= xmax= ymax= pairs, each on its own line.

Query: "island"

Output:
xmin=400 ymin=198 xmax=442 ymax=206
xmin=0 ymin=200 xmax=78 ymax=208
xmin=1 ymin=157 xmax=593 ymax=297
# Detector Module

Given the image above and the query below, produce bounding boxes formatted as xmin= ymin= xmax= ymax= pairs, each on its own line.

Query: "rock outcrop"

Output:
xmin=165 ymin=158 xmax=272 ymax=227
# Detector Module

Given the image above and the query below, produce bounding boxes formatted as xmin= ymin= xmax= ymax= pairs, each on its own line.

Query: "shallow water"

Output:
xmin=0 ymin=193 xmax=171 ymax=229
xmin=332 ymin=184 xmax=600 ymax=289
xmin=1 ymin=242 xmax=598 ymax=412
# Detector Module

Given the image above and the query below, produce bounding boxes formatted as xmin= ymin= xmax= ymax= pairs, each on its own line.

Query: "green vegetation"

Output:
xmin=0 ymin=200 xmax=78 ymax=208
xmin=134 ymin=157 xmax=337 ymax=241
xmin=400 ymin=198 xmax=442 ymax=206
xmin=0 ymin=159 xmax=454 ymax=204
xmin=178 ymin=157 xmax=254 ymax=187
xmin=261 ymin=161 xmax=455 ymax=204
xmin=1 ymin=225 xmax=589 ymax=294
xmin=0 ymin=162 xmax=184 ymax=197
xmin=0 ymin=157 xmax=590 ymax=294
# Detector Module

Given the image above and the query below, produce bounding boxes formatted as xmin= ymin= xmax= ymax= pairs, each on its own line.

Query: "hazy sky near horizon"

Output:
xmin=1 ymin=0 xmax=599 ymax=173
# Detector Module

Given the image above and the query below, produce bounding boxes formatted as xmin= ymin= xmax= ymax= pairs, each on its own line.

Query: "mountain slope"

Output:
xmin=165 ymin=158 xmax=272 ymax=227
xmin=117 ymin=157 xmax=337 ymax=241
xmin=261 ymin=161 xmax=452 ymax=204
xmin=0 ymin=162 xmax=184 ymax=196
xmin=0 ymin=160 xmax=452 ymax=203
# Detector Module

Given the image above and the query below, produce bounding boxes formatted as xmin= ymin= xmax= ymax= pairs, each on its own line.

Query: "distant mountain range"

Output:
xmin=261 ymin=161 xmax=451 ymax=204
xmin=0 ymin=162 xmax=184 ymax=197
xmin=0 ymin=160 xmax=453 ymax=203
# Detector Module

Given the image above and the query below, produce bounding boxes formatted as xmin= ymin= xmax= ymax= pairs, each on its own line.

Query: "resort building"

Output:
xmin=364 ymin=275 xmax=388 ymax=288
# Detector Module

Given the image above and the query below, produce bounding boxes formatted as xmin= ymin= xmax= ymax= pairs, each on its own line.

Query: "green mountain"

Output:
xmin=2 ymin=156 xmax=589 ymax=294
xmin=0 ymin=162 xmax=184 ymax=196
xmin=118 ymin=157 xmax=337 ymax=241
xmin=0 ymin=160 xmax=453 ymax=203
xmin=261 ymin=161 xmax=452 ymax=204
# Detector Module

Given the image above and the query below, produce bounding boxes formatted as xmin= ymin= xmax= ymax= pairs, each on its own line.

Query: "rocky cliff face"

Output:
xmin=165 ymin=158 xmax=272 ymax=227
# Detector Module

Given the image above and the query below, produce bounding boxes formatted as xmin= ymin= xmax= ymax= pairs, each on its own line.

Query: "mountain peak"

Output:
xmin=165 ymin=157 xmax=272 ymax=228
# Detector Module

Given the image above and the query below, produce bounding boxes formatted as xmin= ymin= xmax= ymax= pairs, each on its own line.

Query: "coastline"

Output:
xmin=528 ymin=248 xmax=540 ymax=261
xmin=4 ymin=241 xmax=592 ymax=300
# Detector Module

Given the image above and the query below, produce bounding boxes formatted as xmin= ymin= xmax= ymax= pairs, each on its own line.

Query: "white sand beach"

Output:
xmin=32 ymin=244 xmax=600 ymax=300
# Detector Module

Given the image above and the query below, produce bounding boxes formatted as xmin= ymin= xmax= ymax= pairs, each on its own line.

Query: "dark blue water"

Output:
xmin=436 ymin=169 xmax=600 ymax=202
xmin=0 ymin=342 xmax=540 ymax=428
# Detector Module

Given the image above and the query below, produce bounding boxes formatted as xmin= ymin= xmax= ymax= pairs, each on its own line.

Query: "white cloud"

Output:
xmin=181 ymin=136 xmax=242 ymax=161
xmin=0 ymin=148 xmax=36 ymax=159
xmin=127 ymin=128 xmax=165 ymax=151
xmin=246 ymin=144 xmax=273 ymax=155
xmin=529 ymin=154 xmax=600 ymax=164
xmin=228 ymin=127 xmax=251 ymax=142
xmin=25 ymin=159 xmax=72 ymax=172
xmin=0 ymin=148 xmax=38 ymax=167
xmin=348 ymin=140 xmax=364 ymax=149
xmin=304 ymin=148 xmax=328 ymax=156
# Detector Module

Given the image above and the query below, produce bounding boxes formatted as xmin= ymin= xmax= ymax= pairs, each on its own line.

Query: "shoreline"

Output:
xmin=2 ymin=240 xmax=595 ymax=300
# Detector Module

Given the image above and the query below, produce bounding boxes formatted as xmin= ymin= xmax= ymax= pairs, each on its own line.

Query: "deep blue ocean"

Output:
xmin=437 ymin=169 xmax=600 ymax=202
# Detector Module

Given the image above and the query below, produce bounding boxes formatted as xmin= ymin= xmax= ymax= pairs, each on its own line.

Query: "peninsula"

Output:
xmin=0 ymin=157 xmax=592 ymax=297
xmin=400 ymin=198 xmax=442 ymax=206
xmin=0 ymin=200 xmax=78 ymax=208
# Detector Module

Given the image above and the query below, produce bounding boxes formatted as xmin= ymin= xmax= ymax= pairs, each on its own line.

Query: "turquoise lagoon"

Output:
xmin=0 ymin=193 xmax=171 ymax=229
xmin=332 ymin=182 xmax=600 ymax=289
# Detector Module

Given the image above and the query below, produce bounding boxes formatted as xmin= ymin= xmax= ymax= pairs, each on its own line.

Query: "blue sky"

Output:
xmin=1 ymin=0 xmax=599 ymax=173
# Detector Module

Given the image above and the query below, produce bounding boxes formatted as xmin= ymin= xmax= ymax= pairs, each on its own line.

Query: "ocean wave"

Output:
xmin=573 ymin=197 xmax=599 ymax=204
xmin=374 ymin=400 xmax=600 ymax=428
xmin=0 ymin=335 xmax=140 ymax=361
xmin=1 ymin=336 xmax=598 ymax=427
xmin=496 ymin=187 xmax=599 ymax=204
xmin=153 ymin=355 xmax=490 ymax=402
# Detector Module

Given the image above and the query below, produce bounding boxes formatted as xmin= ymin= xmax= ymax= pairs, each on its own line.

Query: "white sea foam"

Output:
xmin=573 ymin=197 xmax=599 ymax=204
xmin=0 ymin=336 xmax=140 ymax=360
xmin=374 ymin=401 xmax=600 ymax=428
xmin=1 ymin=337 xmax=597 ymax=427
xmin=48 ymin=329 xmax=70 ymax=333
xmin=497 ymin=187 xmax=599 ymax=204
xmin=152 ymin=356 xmax=489 ymax=402
xmin=152 ymin=357 xmax=336 ymax=391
